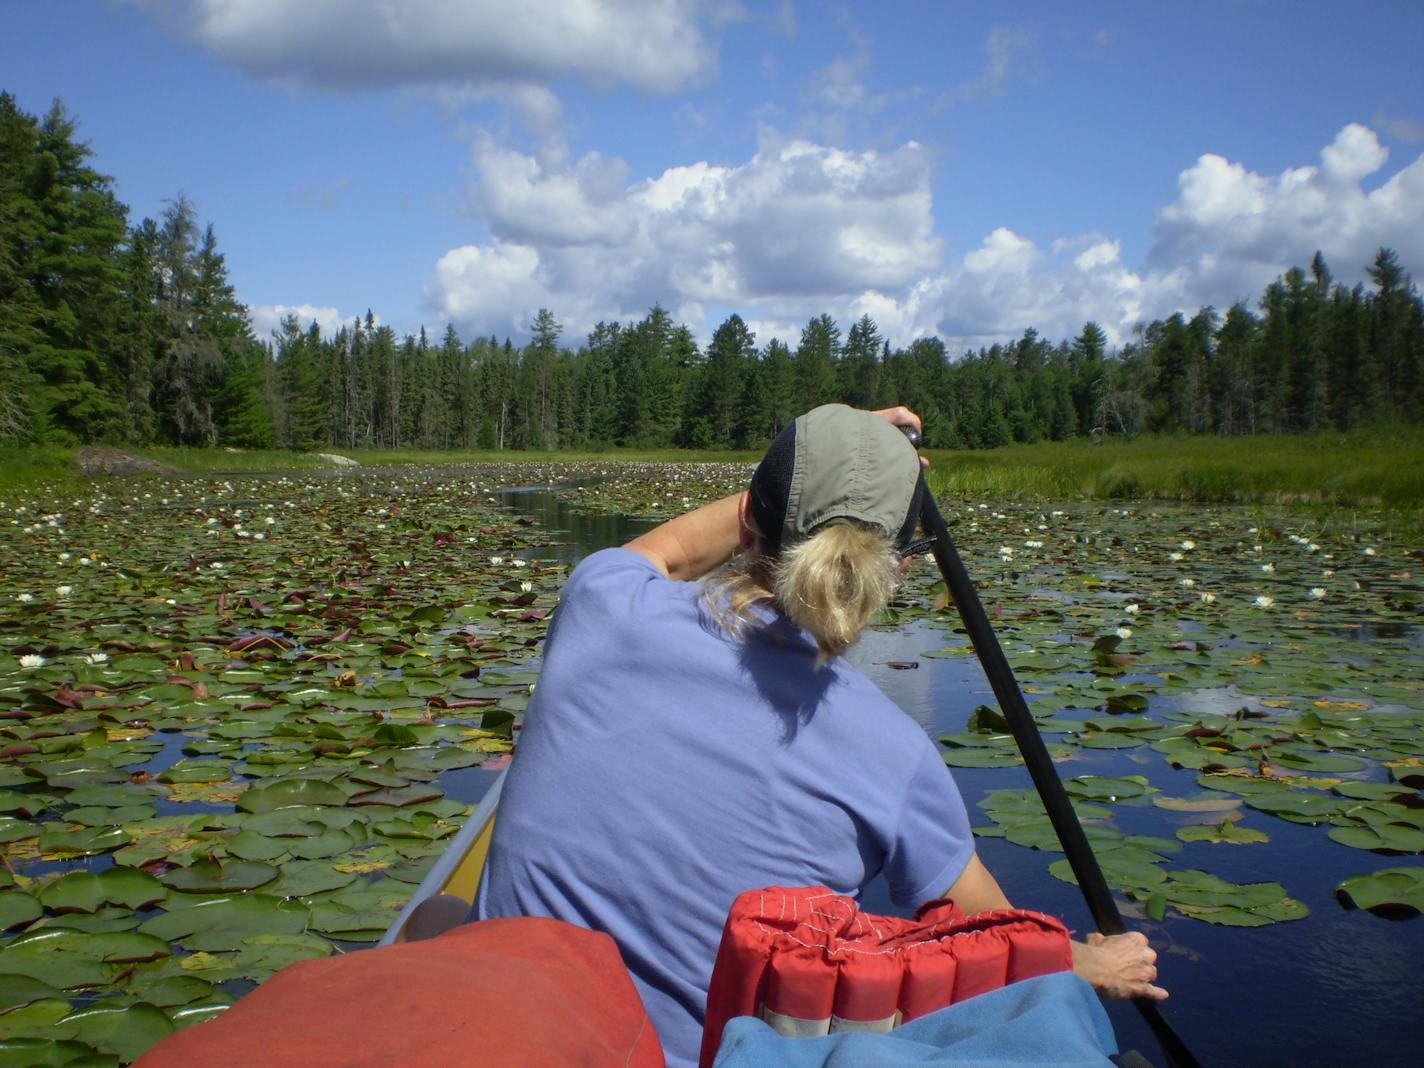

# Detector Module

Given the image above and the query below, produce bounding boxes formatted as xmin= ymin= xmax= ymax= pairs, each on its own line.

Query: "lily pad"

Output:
xmin=1336 ymin=867 xmax=1424 ymax=915
xmin=236 ymin=778 xmax=348 ymax=813
xmin=138 ymin=894 xmax=309 ymax=952
xmin=1176 ymin=819 xmax=1269 ymax=844
xmin=0 ymin=891 xmax=41 ymax=931
xmin=0 ymin=929 xmax=170 ymax=987
xmin=1065 ymin=775 xmax=1155 ymax=802
xmin=39 ymin=867 xmax=166 ymax=913
xmin=160 ymin=858 xmax=280 ymax=893
xmin=54 ymin=1000 xmax=174 ymax=1063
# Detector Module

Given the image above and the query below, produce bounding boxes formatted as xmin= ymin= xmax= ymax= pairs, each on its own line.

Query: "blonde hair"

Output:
xmin=707 ymin=521 xmax=900 ymax=662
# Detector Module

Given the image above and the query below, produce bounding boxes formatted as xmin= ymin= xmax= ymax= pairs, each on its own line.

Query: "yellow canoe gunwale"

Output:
xmin=378 ymin=766 xmax=507 ymax=946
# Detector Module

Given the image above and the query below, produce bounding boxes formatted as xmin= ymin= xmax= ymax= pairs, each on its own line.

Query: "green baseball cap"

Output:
xmin=749 ymin=404 xmax=925 ymax=556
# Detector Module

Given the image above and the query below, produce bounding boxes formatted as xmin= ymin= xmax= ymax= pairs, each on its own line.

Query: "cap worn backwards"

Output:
xmin=749 ymin=405 xmax=924 ymax=557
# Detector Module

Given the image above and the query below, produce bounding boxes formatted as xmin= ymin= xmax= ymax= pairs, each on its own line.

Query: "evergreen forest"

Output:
xmin=4 ymin=93 xmax=1422 ymax=454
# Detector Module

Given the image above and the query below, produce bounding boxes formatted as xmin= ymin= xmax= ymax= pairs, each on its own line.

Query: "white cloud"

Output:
xmin=133 ymin=0 xmax=718 ymax=93
xmin=1146 ymin=123 xmax=1424 ymax=311
xmin=430 ymin=130 xmax=940 ymax=342
xmin=427 ymin=123 xmax=1424 ymax=351
xmin=250 ymin=303 xmax=358 ymax=340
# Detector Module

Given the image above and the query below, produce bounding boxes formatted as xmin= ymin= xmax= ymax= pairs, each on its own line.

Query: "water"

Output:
xmin=487 ymin=484 xmax=1424 ymax=1068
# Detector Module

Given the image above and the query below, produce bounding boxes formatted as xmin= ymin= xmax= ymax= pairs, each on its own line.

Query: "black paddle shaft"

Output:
xmin=902 ymin=428 xmax=1201 ymax=1068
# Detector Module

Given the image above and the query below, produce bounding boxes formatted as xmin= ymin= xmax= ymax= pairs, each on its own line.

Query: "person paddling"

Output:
xmin=474 ymin=404 xmax=1164 ymax=1068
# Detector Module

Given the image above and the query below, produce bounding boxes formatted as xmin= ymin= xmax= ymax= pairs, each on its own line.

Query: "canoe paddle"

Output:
xmin=902 ymin=426 xmax=1201 ymax=1068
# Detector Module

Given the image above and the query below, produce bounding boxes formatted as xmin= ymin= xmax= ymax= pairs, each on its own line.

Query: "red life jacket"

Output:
xmin=699 ymin=886 xmax=1072 ymax=1068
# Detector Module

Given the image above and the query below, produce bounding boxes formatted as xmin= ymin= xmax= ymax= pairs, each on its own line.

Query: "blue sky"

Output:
xmin=5 ymin=1 xmax=1423 ymax=351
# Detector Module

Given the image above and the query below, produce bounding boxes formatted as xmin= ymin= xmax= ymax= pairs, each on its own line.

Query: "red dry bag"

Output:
xmin=699 ymin=886 xmax=1072 ymax=1068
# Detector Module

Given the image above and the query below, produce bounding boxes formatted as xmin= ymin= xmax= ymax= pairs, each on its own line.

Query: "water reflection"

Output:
xmin=491 ymin=483 xmax=658 ymax=564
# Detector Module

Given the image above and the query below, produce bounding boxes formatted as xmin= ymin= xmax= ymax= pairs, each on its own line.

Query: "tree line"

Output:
xmin=3 ymin=91 xmax=1422 ymax=454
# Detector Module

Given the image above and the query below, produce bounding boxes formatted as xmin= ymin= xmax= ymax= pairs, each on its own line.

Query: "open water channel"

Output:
xmin=485 ymin=483 xmax=1424 ymax=1068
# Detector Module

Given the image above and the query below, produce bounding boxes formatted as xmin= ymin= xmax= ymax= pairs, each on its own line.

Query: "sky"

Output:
xmin=4 ymin=1 xmax=1424 ymax=353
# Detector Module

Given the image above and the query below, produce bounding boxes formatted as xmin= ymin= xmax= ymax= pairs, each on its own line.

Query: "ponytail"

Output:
xmin=705 ymin=521 xmax=900 ymax=663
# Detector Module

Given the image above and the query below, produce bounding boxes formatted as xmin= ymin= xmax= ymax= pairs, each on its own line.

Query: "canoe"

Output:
xmin=379 ymin=766 xmax=508 ymax=945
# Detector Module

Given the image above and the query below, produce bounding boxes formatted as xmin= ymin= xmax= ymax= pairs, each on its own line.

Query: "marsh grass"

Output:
xmin=3 ymin=433 xmax=1420 ymax=519
xmin=924 ymin=430 xmax=1424 ymax=510
xmin=0 ymin=446 xmax=77 ymax=489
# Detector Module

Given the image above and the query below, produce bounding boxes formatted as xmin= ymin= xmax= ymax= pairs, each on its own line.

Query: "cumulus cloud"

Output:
xmin=130 ymin=0 xmax=717 ymax=92
xmin=1146 ymin=123 xmax=1424 ymax=311
xmin=426 ymin=122 xmax=1424 ymax=351
xmin=427 ymin=130 xmax=940 ymax=341
xmin=250 ymin=303 xmax=358 ymax=340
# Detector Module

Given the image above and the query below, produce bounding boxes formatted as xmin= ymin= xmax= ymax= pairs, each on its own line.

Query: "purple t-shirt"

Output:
xmin=476 ymin=548 xmax=975 ymax=1068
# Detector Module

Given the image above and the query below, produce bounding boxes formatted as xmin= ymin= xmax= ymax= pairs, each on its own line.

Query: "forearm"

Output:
xmin=624 ymin=492 xmax=745 ymax=581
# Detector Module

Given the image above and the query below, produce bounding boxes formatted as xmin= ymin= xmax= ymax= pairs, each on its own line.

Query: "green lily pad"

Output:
xmin=1065 ymin=775 xmax=1155 ymax=801
xmin=39 ymin=867 xmax=167 ymax=913
xmin=941 ymin=748 xmax=1023 ymax=768
xmin=129 ymin=975 xmax=220 ymax=1008
xmin=0 ymin=929 xmax=171 ymax=987
xmin=0 ymin=892 xmax=41 ymax=932
xmin=0 ymin=974 xmax=63 ymax=1014
xmin=1336 ymin=867 xmax=1424 ymax=915
xmin=1176 ymin=820 xmax=1269 ymax=844
xmin=54 ymin=1001 xmax=174 ymax=1063
xmin=225 ymin=830 xmax=290 ymax=861
xmin=236 ymin=778 xmax=348 ymax=813
xmin=0 ymin=1000 xmax=74 ymax=1041
xmin=158 ymin=761 xmax=233 ymax=784
xmin=161 ymin=858 xmax=280 ymax=893
xmin=1245 ymin=792 xmax=1350 ymax=824
xmin=1326 ymin=824 xmax=1424 ymax=853
xmin=37 ymin=825 xmax=131 ymax=857
xmin=264 ymin=859 xmax=359 ymax=898
xmin=138 ymin=894 xmax=309 ymax=952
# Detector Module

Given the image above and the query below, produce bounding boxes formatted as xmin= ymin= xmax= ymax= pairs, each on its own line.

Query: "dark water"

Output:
xmin=489 ymin=486 xmax=1424 ymax=1068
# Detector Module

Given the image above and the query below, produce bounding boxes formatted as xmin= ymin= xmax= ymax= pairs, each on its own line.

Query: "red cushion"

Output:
xmin=136 ymin=917 xmax=664 ymax=1068
xmin=699 ymin=887 xmax=1071 ymax=1068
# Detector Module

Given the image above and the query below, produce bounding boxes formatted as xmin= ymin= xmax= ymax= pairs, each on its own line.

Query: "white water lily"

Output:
xmin=57 ymin=552 xmax=71 ymax=561
xmin=1308 ymin=587 xmax=1326 ymax=599
xmin=55 ymin=585 xmax=72 ymax=596
xmin=1200 ymin=592 xmax=1217 ymax=604
xmin=85 ymin=652 xmax=108 ymax=665
xmin=15 ymin=593 xmax=33 ymax=603
xmin=1254 ymin=595 xmax=1275 ymax=608
xmin=210 ymin=561 xmax=225 ymax=569
xmin=1168 ymin=551 xmax=1183 ymax=562
xmin=1261 ymin=563 xmax=1275 ymax=573
xmin=1116 ymin=627 xmax=1133 ymax=640
xmin=253 ymin=532 xmax=266 ymax=540
xmin=1180 ymin=540 xmax=1196 ymax=550
xmin=1125 ymin=603 xmax=1140 ymax=615
xmin=1322 ymin=570 xmax=1335 ymax=579
xmin=510 ymin=559 xmax=528 ymax=568
xmin=265 ymin=516 xmax=276 ymax=525
xmin=489 ymin=556 xmax=505 ymax=566
xmin=998 ymin=546 xmax=1013 ymax=559
xmin=1363 ymin=547 xmax=1376 ymax=556
xmin=1179 ymin=578 xmax=1195 ymax=588
xmin=79 ymin=557 xmax=92 ymax=566
xmin=519 ymin=581 xmax=533 ymax=593
xmin=18 ymin=654 xmax=45 ymax=668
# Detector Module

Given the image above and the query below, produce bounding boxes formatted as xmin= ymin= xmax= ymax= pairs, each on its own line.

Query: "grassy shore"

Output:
xmin=3 ymin=432 xmax=1421 ymax=512
xmin=922 ymin=429 xmax=1424 ymax=509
